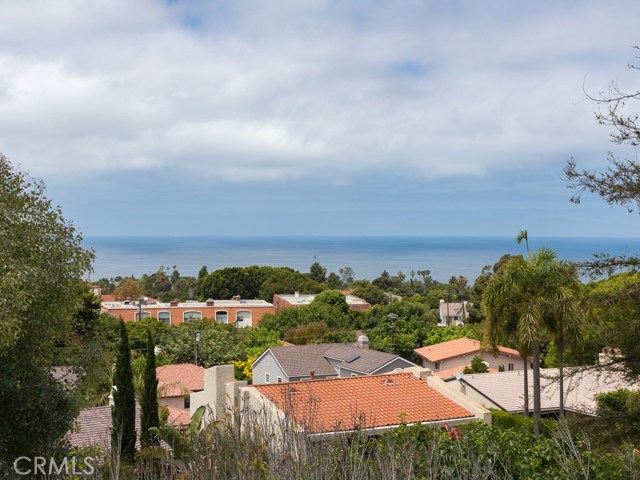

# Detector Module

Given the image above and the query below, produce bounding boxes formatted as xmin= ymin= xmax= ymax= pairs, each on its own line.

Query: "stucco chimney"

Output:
xmin=294 ymin=291 xmax=300 ymax=298
xmin=357 ymin=334 xmax=370 ymax=349
xmin=232 ymin=295 xmax=241 ymax=302
xmin=170 ymin=299 xmax=179 ymax=307
xmin=206 ymin=298 xmax=215 ymax=306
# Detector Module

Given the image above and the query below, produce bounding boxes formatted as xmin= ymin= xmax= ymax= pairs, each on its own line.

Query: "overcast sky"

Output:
xmin=1 ymin=0 xmax=639 ymax=237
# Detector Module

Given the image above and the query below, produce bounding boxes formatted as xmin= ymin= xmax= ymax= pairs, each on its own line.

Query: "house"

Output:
xmin=157 ymin=363 xmax=204 ymax=417
xmin=414 ymin=337 xmax=524 ymax=379
xmin=101 ymin=297 xmax=275 ymax=326
xmin=444 ymin=368 xmax=639 ymax=416
xmin=272 ymin=292 xmax=371 ymax=313
xmin=190 ymin=365 xmax=491 ymax=437
xmin=252 ymin=336 xmax=417 ymax=384
xmin=438 ymin=299 xmax=469 ymax=326
xmin=68 ymin=404 xmax=141 ymax=453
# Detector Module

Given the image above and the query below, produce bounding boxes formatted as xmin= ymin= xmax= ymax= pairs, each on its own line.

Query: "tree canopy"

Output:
xmin=0 ymin=155 xmax=94 ymax=462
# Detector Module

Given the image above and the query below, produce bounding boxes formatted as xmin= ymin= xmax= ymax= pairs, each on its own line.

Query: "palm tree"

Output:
xmin=483 ymin=247 xmax=582 ymax=434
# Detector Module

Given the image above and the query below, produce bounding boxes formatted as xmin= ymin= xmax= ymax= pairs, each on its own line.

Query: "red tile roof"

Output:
xmin=254 ymin=372 xmax=474 ymax=433
xmin=166 ymin=406 xmax=191 ymax=427
xmin=414 ymin=337 xmax=521 ymax=362
xmin=157 ymin=364 xmax=204 ymax=397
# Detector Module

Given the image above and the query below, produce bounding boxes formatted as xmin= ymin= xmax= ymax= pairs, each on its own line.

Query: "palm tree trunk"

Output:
xmin=523 ymin=354 xmax=529 ymax=416
xmin=558 ymin=333 xmax=564 ymax=418
xmin=533 ymin=342 xmax=541 ymax=435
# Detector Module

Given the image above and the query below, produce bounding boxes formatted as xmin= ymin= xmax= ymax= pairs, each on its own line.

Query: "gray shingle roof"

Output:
xmin=460 ymin=368 xmax=639 ymax=415
xmin=68 ymin=405 xmax=141 ymax=453
xmin=265 ymin=344 xmax=415 ymax=377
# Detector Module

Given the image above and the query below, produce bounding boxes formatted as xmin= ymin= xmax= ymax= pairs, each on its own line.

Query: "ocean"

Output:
xmin=84 ymin=236 xmax=640 ymax=284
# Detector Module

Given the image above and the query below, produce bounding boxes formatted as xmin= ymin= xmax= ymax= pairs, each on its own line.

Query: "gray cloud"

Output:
xmin=0 ymin=0 xmax=637 ymax=183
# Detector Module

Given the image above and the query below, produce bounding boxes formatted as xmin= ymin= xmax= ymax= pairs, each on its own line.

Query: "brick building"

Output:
xmin=101 ymin=297 xmax=274 ymax=327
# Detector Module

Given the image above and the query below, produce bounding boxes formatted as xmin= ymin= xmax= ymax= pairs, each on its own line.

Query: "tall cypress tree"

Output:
xmin=140 ymin=329 xmax=160 ymax=447
xmin=112 ymin=321 xmax=136 ymax=463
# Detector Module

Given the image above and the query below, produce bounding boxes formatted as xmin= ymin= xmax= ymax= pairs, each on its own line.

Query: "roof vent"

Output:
xmin=382 ymin=378 xmax=397 ymax=387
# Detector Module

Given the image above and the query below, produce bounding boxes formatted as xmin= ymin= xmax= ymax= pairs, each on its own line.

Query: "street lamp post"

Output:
xmin=387 ymin=313 xmax=398 ymax=349
xmin=194 ymin=331 xmax=201 ymax=366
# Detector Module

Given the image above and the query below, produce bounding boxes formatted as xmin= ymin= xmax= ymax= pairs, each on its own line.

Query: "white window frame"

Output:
xmin=508 ymin=363 xmax=514 ymax=371
xmin=277 ymin=376 xmax=283 ymax=383
xmin=157 ymin=311 xmax=171 ymax=324
xmin=265 ymin=373 xmax=271 ymax=383
xmin=215 ymin=310 xmax=229 ymax=324
xmin=135 ymin=311 xmax=151 ymax=321
xmin=434 ymin=361 xmax=441 ymax=371
xmin=183 ymin=310 xmax=202 ymax=322
xmin=236 ymin=310 xmax=252 ymax=327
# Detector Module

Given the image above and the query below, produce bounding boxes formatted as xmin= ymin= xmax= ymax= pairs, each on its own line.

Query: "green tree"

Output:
xmin=140 ymin=330 xmax=159 ymax=447
xmin=327 ymin=272 xmax=343 ymax=289
xmin=112 ymin=321 xmax=137 ymax=463
xmin=308 ymin=261 xmax=327 ymax=283
xmin=351 ymin=282 xmax=387 ymax=305
xmin=483 ymin=247 xmax=583 ymax=433
xmin=258 ymin=268 xmax=323 ymax=302
xmin=114 ymin=277 xmax=144 ymax=301
xmin=463 ymin=355 xmax=489 ymax=374
xmin=339 ymin=266 xmax=355 ymax=284
xmin=0 ymin=156 xmax=94 ymax=463
xmin=311 ymin=290 xmax=350 ymax=314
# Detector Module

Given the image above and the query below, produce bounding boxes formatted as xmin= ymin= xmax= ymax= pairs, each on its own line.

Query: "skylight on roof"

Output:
xmin=345 ymin=355 xmax=360 ymax=363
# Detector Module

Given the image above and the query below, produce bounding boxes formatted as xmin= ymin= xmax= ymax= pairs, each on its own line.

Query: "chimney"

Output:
xmin=309 ymin=370 xmax=315 ymax=380
xmin=170 ymin=299 xmax=179 ymax=307
xmin=294 ymin=291 xmax=300 ymax=298
xmin=356 ymin=334 xmax=369 ymax=349
xmin=206 ymin=298 xmax=215 ymax=306
xmin=232 ymin=295 xmax=241 ymax=302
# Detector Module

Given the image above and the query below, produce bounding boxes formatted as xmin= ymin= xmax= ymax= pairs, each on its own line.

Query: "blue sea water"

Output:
xmin=84 ymin=236 xmax=640 ymax=284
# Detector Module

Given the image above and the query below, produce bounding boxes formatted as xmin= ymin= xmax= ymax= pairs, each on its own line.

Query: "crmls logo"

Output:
xmin=12 ymin=456 xmax=96 ymax=476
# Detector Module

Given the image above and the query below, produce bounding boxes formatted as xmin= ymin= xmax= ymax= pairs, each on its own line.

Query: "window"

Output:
xmin=135 ymin=311 xmax=151 ymax=321
xmin=216 ymin=311 xmax=228 ymax=324
xmin=434 ymin=361 xmax=441 ymax=371
xmin=265 ymin=373 xmax=271 ymax=383
xmin=183 ymin=311 xmax=202 ymax=322
xmin=236 ymin=310 xmax=252 ymax=327
xmin=508 ymin=363 xmax=514 ymax=371
xmin=277 ymin=377 xmax=283 ymax=383
xmin=184 ymin=396 xmax=190 ymax=409
xmin=158 ymin=311 xmax=171 ymax=324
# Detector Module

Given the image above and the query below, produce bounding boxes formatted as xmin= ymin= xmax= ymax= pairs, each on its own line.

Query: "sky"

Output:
xmin=1 ymin=0 xmax=639 ymax=237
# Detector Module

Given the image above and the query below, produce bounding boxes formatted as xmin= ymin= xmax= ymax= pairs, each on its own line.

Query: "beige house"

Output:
xmin=157 ymin=364 xmax=204 ymax=418
xmin=414 ymin=337 xmax=525 ymax=379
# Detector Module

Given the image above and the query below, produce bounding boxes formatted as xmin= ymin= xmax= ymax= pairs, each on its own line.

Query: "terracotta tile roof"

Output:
xmin=414 ymin=337 xmax=521 ymax=362
xmin=254 ymin=372 xmax=475 ymax=433
xmin=166 ymin=406 xmax=191 ymax=427
xmin=101 ymin=294 xmax=115 ymax=302
xmin=68 ymin=404 xmax=141 ymax=452
xmin=157 ymin=364 xmax=205 ymax=397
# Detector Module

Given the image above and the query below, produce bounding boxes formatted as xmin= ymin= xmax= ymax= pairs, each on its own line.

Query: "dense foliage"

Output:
xmin=0 ymin=156 xmax=94 ymax=464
